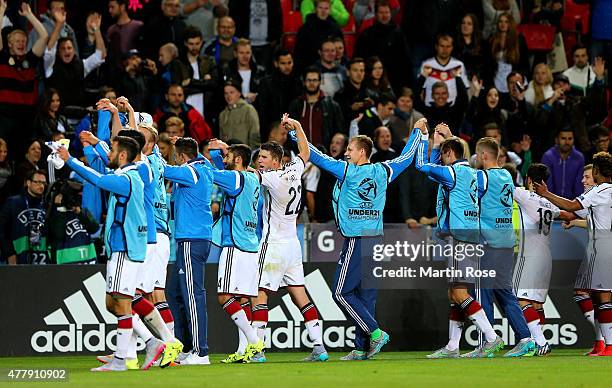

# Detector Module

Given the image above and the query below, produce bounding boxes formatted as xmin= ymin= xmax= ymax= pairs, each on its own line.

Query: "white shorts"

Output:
xmin=259 ymin=239 xmax=305 ymax=292
xmin=138 ymin=233 xmax=171 ymax=293
xmin=513 ymin=253 xmax=552 ymax=303
xmin=106 ymin=252 xmax=141 ymax=298
xmin=575 ymin=240 xmax=612 ymax=291
xmin=217 ymin=247 xmax=260 ymax=297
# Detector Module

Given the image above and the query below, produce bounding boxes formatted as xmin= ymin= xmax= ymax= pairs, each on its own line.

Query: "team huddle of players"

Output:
xmin=57 ymin=94 xmax=612 ymax=371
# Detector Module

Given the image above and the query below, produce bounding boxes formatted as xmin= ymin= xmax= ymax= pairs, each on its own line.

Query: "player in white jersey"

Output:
xmin=249 ymin=115 xmax=328 ymax=362
xmin=512 ymin=163 xmax=570 ymax=355
xmin=564 ymin=164 xmax=606 ymax=355
xmin=535 ymin=152 xmax=612 ymax=356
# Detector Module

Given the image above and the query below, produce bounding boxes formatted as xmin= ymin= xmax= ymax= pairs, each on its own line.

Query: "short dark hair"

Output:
xmin=166 ymin=83 xmax=183 ymax=94
xmin=483 ymin=122 xmax=501 ymax=134
xmin=376 ymin=93 xmax=395 ymax=107
xmin=348 ymin=57 xmax=365 ymax=69
xmin=174 ymin=137 xmax=198 ymax=159
xmin=112 ymin=136 xmax=140 ymax=162
xmin=440 ymin=137 xmax=464 ymax=160
xmin=320 ymin=36 xmax=336 ymax=49
xmin=375 ymin=0 xmax=391 ymax=13
xmin=590 ymin=125 xmax=609 ymax=141
xmin=183 ymin=25 xmax=203 ymax=41
xmin=436 ymin=33 xmax=453 ymax=45
xmin=506 ymin=71 xmax=524 ymax=84
xmin=118 ymin=129 xmax=146 ymax=152
xmin=572 ymin=43 xmax=588 ymax=55
xmin=350 ymin=135 xmax=374 ymax=158
xmin=260 ymin=142 xmax=284 ymax=163
xmin=273 ymin=47 xmax=291 ymax=62
xmin=558 ymin=128 xmax=575 ymax=137
xmin=48 ymin=0 xmax=65 ymax=7
xmin=229 ymin=144 xmax=252 ymax=168
xmin=26 ymin=169 xmax=46 ymax=182
xmin=593 ymin=152 xmax=612 ymax=179
xmin=304 ymin=66 xmax=321 ymax=80
xmin=99 ymin=85 xmax=116 ymax=99
xmin=57 ymin=37 xmax=73 ymax=48
xmin=526 ymin=163 xmax=550 ymax=185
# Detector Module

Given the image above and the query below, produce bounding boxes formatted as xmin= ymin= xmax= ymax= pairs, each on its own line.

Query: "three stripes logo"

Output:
xmin=31 ymin=272 xmax=144 ymax=353
xmin=464 ymin=296 xmax=578 ymax=347
xmin=266 ymin=270 xmax=356 ymax=349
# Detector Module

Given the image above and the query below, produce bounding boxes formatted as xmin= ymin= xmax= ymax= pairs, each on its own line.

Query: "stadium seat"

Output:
xmin=282 ymin=10 xmax=302 ymax=53
xmin=343 ymin=15 xmax=357 ymax=59
xmin=561 ymin=0 xmax=590 ymax=35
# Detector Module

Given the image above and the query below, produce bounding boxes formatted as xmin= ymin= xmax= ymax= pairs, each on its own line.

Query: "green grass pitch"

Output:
xmin=1 ymin=350 xmax=612 ymax=387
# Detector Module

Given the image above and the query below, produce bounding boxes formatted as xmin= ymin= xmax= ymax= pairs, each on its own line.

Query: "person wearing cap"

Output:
xmin=116 ymin=49 xmax=158 ymax=112
xmin=218 ymin=81 xmax=260 ymax=147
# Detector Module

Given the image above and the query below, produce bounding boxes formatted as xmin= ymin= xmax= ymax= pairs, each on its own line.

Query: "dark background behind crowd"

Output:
xmin=0 ymin=0 xmax=611 ymax=264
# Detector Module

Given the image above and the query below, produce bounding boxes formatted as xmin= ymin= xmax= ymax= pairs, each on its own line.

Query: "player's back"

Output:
xmin=514 ymin=187 xmax=560 ymax=258
xmin=260 ymin=157 xmax=305 ymax=243
xmin=579 ymin=183 xmax=612 ymax=241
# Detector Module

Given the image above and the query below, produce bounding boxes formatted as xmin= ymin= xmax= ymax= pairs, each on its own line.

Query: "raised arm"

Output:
xmin=0 ymin=1 xmax=6 ymax=52
xmin=164 ymin=163 xmax=201 ymax=187
xmin=116 ymin=97 xmax=136 ymax=130
xmin=21 ymin=3 xmax=49 ymax=57
xmin=384 ymin=119 xmax=429 ymax=182
xmin=308 ymin=143 xmax=347 ymax=181
xmin=211 ymin=169 xmax=242 ymax=196
xmin=282 ymin=114 xmax=310 ymax=163
xmin=60 ymin=152 xmax=130 ymax=196
xmin=414 ymin=131 xmax=455 ymax=189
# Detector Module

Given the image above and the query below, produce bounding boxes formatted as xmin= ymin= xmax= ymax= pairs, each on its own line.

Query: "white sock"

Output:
xmin=237 ymin=327 xmax=248 ymax=355
xmin=143 ymin=309 xmax=175 ymax=342
xmin=132 ymin=314 xmax=153 ymax=343
xmin=166 ymin=321 xmax=175 ymax=334
xmin=467 ymin=309 xmax=497 ymax=343
xmin=115 ymin=316 xmax=133 ymax=359
xmin=527 ymin=320 xmax=546 ymax=346
xmin=446 ymin=320 xmax=463 ymax=351
xmin=305 ymin=320 xmax=323 ymax=346
xmin=127 ymin=331 xmax=138 ymax=359
xmin=595 ymin=319 xmax=605 ymax=341
xmin=251 ymin=321 xmax=266 ymax=342
xmin=231 ymin=310 xmax=260 ymax=344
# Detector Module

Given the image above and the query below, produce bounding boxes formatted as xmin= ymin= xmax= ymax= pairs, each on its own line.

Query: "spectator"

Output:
xmin=482 ymin=0 xmax=520 ymax=39
xmin=300 ymin=0 xmax=349 ymax=27
xmin=0 ymin=3 xmax=48 ymax=155
xmin=453 ymin=13 xmax=486 ymax=79
xmin=352 ymin=0 xmax=401 ymax=27
xmin=106 ymin=0 xmax=144 ymax=72
xmin=398 ymin=132 xmax=438 ymax=229
xmin=463 ymin=79 xmax=505 ymax=142
xmin=541 ymin=128 xmax=584 ymax=199
xmin=257 ymin=48 xmax=302 ymax=142
xmin=349 ymin=93 xmax=396 ymax=140
xmin=33 ymin=88 xmax=73 ymax=140
xmin=203 ymin=15 xmax=237 ymax=68
xmin=585 ymin=126 xmax=612 ymax=164
xmin=153 ymin=84 xmax=213 ymax=143
xmin=470 ymin=123 xmax=522 ymax=167
xmin=47 ymin=179 xmax=98 ymax=264
xmin=387 ymin=87 xmax=424 ymax=149
xmin=28 ymin=0 xmax=78 ymax=57
xmin=44 ymin=12 xmax=106 ymax=108
xmin=364 ymin=56 xmax=395 ymax=101
xmin=0 ymin=138 xmax=14 ymax=203
xmin=165 ymin=116 xmax=185 ymax=137
xmin=484 ymin=12 xmax=528 ymax=94
xmin=312 ymin=133 xmax=347 ymax=222
xmin=228 ymin=0 xmax=282 ymax=68
xmin=181 ymin=26 xmax=218 ymax=120
xmin=334 ymin=57 xmax=376 ymax=124
xmin=158 ymin=42 xmax=189 ymax=89
xmin=0 ymin=170 xmax=48 ymax=264
xmin=499 ymin=71 xmax=534 ymax=137
xmin=401 ymin=0 xmax=464 ymax=78
xmin=332 ymin=36 xmax=349 ymax=68
xmin=313 ymin=37 xmax=346 ymax=99
xmin=142 ymin=0 xmax=187 ymax=59
xmin=525 ymin=63 xmax=553 ymax=106
xmin=288 ymin=67 xmax=345 ymax=147
xmin=354 ymin=0 xmax=411 ymax=93
xmin=181 ymin=0 xmax=228 ymax=42
xmin=414 ymin=78 xmax=468 ymax=131
xmin=294 ymin=0 xmax=343 ymax=74
xmin=563 ymin=44 xmax=598 ymax=97
xmin=220 ymin=38 xmax=266 ymax=105
xmin=116 ymin=49 xmax=158 ymax=112
xmin=419 ymin=34 xmax=469 ymax=107
xmin=218 ymin=81 xmax=260 ymax=146
xmin=534 ymin=71 xmax=607 ymax=156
